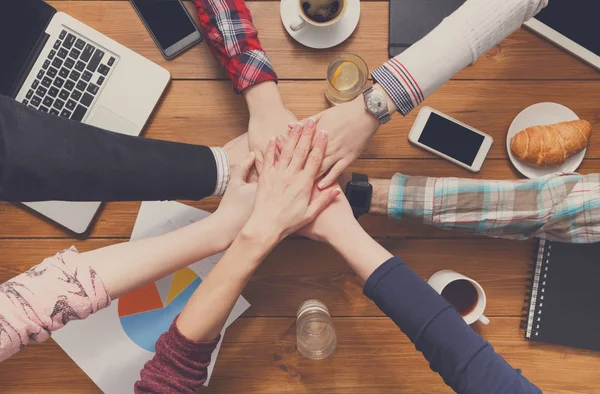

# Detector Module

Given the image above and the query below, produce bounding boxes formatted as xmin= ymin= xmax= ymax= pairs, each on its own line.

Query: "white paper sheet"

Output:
xmin=53 ymin=201 xmax=250 ymax=392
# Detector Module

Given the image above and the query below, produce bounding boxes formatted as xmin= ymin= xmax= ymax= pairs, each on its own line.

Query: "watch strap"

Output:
xmin=352 ymin=173 xmax=369 ymax=184
xmin=346 ymin=173 xmax=372 ymax=218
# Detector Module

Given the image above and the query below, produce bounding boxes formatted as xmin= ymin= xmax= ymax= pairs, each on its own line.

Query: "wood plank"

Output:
xmin=2 ymin=317 xmax=598 ymax=393
xmin=0 ymin=238 xmax=534 ymax=317
xmin=48 ymin=2 xmax=599 ymax=80
xmin=2 ymin=156 xmax=600 ymax=239
xmin=142 ymin=80 xmax=600 ymax=160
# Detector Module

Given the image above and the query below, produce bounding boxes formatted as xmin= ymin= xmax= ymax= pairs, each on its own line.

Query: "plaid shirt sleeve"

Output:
xmin=194 ymin=0 xmax=278 ymax=93
xmin=387 ymin=173 xmax=600 ymax=243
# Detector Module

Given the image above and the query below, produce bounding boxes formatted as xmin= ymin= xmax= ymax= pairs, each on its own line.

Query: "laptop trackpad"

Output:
xmin=88 ymin=106 xmax=139 ymax=136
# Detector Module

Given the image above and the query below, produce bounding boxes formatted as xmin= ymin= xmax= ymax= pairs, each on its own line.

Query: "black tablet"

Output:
xmin=388 ymin=0 xmax=464 ymax=58
xmin=534 ymin=2 xmax=599 ymax=57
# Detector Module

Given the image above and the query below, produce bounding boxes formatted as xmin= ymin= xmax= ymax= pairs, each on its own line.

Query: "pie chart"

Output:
xmin=118 ymin=267 xmax=202 ymax=352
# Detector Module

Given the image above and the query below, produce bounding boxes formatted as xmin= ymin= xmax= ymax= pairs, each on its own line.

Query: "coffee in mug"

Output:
xmin=440 ymin=279 xmax=478 ymax=317
xmin=428 ymin=270 xmax=490 ymax=325
xmin=301 ymin=0 xmax=345 ymax=23
xmin=289 ymin=0 xmax=348 ymax=31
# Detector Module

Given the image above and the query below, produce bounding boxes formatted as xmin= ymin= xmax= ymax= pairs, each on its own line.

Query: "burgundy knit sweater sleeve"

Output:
xmin=135 ymin=318 xmax=220 ymax=393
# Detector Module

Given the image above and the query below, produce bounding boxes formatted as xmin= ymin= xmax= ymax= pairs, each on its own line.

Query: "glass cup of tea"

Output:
xmin=296 ymin=299 xmax=337 ymax=360
xmin=325 ymin=53 xmax=368 ymax=105
xmin=428 ymin=270 xmax=490 ymax=325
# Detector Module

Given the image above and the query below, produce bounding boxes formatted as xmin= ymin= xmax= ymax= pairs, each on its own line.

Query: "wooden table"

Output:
xmin=2 ymin=1 xmax=600 ymax=393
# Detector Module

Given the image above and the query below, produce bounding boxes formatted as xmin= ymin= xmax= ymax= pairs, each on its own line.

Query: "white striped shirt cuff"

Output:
xmin=210 ymin=147 xmax=230 ymax=197
xmin=371 ymin=60 xmax=424 ymax=117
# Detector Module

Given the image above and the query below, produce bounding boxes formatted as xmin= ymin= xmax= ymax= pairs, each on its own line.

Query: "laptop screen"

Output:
xmin=0 ymin=0 xmax=55 ymax=97
xmin=535 ymin=1 xmax=599 ymax=56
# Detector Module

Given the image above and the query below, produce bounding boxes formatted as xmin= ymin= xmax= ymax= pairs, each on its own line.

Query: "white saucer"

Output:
xmin=507 ymin=102 xmax=584 ymax=179
xmin=280 ymin=0 xmax=360 ymax=49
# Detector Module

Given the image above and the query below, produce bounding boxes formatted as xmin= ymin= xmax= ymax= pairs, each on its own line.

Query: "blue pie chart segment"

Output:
xmin=119 ymin=277 xmax=201 ymax=352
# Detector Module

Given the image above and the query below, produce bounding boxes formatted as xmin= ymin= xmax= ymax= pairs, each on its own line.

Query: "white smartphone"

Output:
xmin=408 ymin=107 xmax=493 ymax=172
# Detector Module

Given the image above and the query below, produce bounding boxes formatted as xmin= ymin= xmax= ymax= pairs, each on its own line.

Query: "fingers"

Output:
xmin=287 ymin=111 xmax=325 ymax=129
xmin=305 ymin=188 xmax=342 ymax=221
xmin=289 ymin=118 xmax=317 ymax=171
xmin=316 ymin=156 xmax=336 ymax=179
xmin=263 ymin=138 xmax=277 ymax=170
xmin=303 ymin=130 xmax=328 ymax=178
xmin=253 ymin=150 xmax=264 ymax=175
xmin=231 ymin=151 xmax=255 ymax=182
xmin=278 ymin=124 xmax=303 ymax=167
xmin=318 ymin=160 xmax=347 ymax=190
xmin=276 ymin=135 xmax=287 ymax=152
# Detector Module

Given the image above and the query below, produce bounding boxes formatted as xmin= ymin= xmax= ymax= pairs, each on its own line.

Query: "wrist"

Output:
xmin=204 ymin=212 xmax=239 ymax=250
xmin=243 ymin=81 xmax=284 ymax=114
xmin=323 ymin=216 xmax=362 ymax=247
xmin=369 ymin=178 xmax=390 ymax=215
xmin=239 ymin=216 xmax=282 ymax=251
xmin=327 ymin=218 xmax=363 ymax=251
xmin=349 ymin=95 xmax=380 ymax=137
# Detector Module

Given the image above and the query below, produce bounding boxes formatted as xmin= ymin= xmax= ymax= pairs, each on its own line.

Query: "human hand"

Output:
xmin=244 ymin=123 xmax=341 ymax=243
xmin=224 ymin=133 xmax=259 ymax=182
xmin=297 ymin=184 xmax=357 ymax=243
xmin=248 ymin=107 xmax=296 ymax=171
xmin=213 ymin=152 xmax=257 ymax=244
xmin=289 ymin=96 xmax=381 ymax=190
xmin=223 ymin=133 xmax=249 ymax=168
xmin=244 ymin=82 xmax=297 ymax=172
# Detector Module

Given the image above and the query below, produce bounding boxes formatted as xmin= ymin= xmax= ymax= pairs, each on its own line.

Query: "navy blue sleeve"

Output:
xmin=364 ymin=257 xmax=541 ymax=394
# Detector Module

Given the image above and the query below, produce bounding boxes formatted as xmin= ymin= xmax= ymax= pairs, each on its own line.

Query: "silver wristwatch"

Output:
xmin=362 ymin=86 xmax=391 ymax=124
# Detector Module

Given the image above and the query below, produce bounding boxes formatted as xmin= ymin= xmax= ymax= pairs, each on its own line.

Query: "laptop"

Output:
xmin=525 ymin=1 xmax=600 ymax=70
xmin=0 ymin=0 xmax=171 ymax=236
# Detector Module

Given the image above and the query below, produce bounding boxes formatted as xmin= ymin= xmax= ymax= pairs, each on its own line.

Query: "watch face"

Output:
xmin=366 ymin=90 xmax=386 ymax=114
xmin=345 ymin=183 xmax=373 ymax=215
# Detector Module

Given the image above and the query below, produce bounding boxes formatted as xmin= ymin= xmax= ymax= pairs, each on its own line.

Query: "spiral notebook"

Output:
xmin=523 ymin=240 xmax=600 ymax=351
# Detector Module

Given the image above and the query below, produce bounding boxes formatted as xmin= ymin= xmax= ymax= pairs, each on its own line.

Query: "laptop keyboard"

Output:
xmin=22 ymin=30 xmax=116 ymax=122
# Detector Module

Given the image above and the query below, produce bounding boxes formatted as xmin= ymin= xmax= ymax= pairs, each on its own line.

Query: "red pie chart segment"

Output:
xmin=118 ymin=282 xmax=164 ymax=317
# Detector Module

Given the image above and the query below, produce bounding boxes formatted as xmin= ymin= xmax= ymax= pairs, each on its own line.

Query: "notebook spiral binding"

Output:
xmin=520 ymin=239 xmax=549 ymax=338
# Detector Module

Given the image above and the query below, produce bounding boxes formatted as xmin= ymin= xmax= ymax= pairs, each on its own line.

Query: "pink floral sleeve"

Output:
xmin=0 ymin=247 xmax=111 ymax=362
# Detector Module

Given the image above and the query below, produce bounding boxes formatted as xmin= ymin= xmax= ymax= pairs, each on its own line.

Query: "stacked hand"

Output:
xmin=212 ymin=148 xmax=258 ymax=245
xmin=243 ymin=122 xmax=341 ymax=242
xmin=289 ymin=97 xmax=380 ymax=189
xmin=244 ymin=81 xmax=297 ymax=172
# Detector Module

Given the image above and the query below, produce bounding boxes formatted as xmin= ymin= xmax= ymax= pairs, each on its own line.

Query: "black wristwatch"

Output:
xmin=345 ymin=173 xmax=372 ymax=218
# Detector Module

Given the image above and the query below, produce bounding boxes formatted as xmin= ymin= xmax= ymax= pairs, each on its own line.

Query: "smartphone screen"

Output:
xmin=132 ymin=0 xmax=197 ymax=51
xmin=418 ymin=113 xmax=485 ymax=166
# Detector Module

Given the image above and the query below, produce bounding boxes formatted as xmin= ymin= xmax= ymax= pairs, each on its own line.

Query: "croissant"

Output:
xmin=510 ymin=120 xmax=592 ymax=167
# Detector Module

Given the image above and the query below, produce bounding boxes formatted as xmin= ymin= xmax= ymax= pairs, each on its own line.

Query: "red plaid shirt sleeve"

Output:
xmin=194 ymin=0 xmax=278 ymax=93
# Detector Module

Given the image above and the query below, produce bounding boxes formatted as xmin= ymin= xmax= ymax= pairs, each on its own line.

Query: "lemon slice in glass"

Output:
xmin=331 ymin=61 xmax=360 ymax=91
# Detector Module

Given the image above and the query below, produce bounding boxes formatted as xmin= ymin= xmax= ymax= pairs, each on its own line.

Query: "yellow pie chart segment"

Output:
xmin=165 ymin=267 xmax=197 ymax=306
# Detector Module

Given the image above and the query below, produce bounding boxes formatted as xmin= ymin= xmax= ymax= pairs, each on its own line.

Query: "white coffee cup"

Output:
xmin=289 ymin=0 xmax=348 ymax=32
xmin=428 ymin=270 xmax=490 ymax=326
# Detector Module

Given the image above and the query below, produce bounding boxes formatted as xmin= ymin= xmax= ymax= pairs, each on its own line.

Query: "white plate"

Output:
xmin=506 ymin=102 xmax=585 ymax=179
xmin=280 ymin=0 xmax=360 ymax=49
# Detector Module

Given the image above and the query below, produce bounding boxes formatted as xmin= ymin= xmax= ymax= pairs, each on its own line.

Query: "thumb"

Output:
xmin=318 ymin=160 xmax=346 ymax=190
xmin=305 ymin=188 xmax=341 ymax=221
xmin=232 ymin=151 xmax=255 ymax=182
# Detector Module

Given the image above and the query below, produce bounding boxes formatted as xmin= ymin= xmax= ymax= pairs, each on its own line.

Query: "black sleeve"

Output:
xmin=0 ymin=95 xmax=217 ymax=202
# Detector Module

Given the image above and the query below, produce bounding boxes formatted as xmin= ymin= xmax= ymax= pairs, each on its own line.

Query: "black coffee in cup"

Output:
xmin=441 ymin=279 xmax=478 ymax=316
xmin=301 ymin=0 xmax=344 ymax=23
